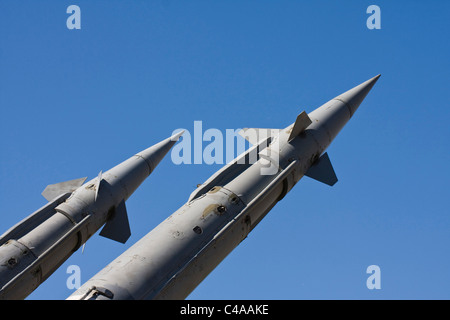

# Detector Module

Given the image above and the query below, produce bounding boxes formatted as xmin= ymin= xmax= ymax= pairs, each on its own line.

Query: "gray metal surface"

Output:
xmin=0 ymin=131 xmax=183 ymax=300
xmin=68 ymin=75 xmax=380 ymax=300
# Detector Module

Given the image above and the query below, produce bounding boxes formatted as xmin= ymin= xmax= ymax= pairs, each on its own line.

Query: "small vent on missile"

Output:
xmin=193 ymin=226 xmax=203 ymax=235
xmin=7 ymin=258 xmax=17 ymax=268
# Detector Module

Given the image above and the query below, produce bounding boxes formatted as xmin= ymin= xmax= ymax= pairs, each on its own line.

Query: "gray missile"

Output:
xmin=68 ymin=75 xmax=380 ymax=300
xmin=0 ymin=131 xmax=184 ymax=300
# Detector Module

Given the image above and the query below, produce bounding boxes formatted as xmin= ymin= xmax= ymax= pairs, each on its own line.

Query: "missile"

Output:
xmin=68 ymin=75 xmax=380 ymax=300
xmin=0 ymin=131 xmax=184 ymax=300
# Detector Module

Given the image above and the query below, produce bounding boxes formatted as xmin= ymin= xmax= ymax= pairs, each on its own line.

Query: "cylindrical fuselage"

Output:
xmin=68 ymin=95 xmax=356 ymax=300
xmin=0 ymin=147 xmax=156 ymax=300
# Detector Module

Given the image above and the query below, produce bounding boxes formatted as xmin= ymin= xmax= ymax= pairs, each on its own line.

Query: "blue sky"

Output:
xmin=1 ymin=1 xmax=449 ymax=299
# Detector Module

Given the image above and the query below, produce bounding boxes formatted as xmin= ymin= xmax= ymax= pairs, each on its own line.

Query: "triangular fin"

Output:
xmin=99 ymin=199 xmax=131 ymax=244
xmin=95 ymin=170 xmax=103 ymax=201
xmin=288 ymin=111 xmax=312 ymax=142
xmin=41 ymin=177 xmax=87 ymax=201
xmin=304 ymin=153 xmax=338 ymax=186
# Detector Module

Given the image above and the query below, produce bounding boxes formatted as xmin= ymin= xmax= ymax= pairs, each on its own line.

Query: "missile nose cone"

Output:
xmin=334 ymin=74 xmax=381 ymax=117
xmin=136 ymin=130 xmax=184 ymax=175
xmin=170 ymin=130 xmax=185 ymax=142
xmin=104 ymin=131 xmax=184 ymax=202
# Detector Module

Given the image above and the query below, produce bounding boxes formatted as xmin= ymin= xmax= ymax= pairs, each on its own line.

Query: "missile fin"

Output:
xmin=238 ymin=128 xmax=280 ymax=145
xmin=304 ymin=152 xmax=338 ymax=186
xmin=288 ymin=111 xmax=312 ymax=142
xmin=42 ymin=177 xmax=87 ymax=201
xmin=99 ymin=199 xmax=131 ymax=244
xmin=95 ymin=170 xmax=103 ymax=201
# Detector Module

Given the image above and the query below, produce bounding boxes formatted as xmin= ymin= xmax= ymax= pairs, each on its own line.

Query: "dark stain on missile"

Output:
xmin=208 ymin=186 xmax=221 ymax=194
xmin=202 ymin=204 xmax=217 ymax=219
xmin=85 ymin=183 xmax=96 ymax=190
xmin=171 ymin=230 xmax=184 ymax=239
xmin=202 ymin=204 xmax=227 ymax=219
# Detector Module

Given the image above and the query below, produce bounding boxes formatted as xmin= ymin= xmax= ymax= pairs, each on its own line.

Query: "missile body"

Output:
xmin=68 ymin=76 xmax=380 ymax=300
xmin=0 ymin=132 xmax=183 ymax=300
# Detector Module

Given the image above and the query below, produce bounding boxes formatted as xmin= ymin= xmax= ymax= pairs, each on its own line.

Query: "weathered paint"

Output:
xmin=68 ymin=75 xmax=380 ymax=300
xmin=0 ymin=132 xmax=183 ymax=300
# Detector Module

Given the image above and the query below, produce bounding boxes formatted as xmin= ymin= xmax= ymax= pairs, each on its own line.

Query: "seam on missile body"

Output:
xmin=54 ymin=209 xmax=78 ymax=226
xmin=333 ymin=98 xmax=354 ymax=118
xmin=134 ymin=154 xmax=153 ymax=176
xmin=308 ymin=130 xmax=322 ymax=157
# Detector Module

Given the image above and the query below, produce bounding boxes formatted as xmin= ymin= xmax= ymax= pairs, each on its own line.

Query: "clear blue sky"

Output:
xmin=1 ymin=1 xmax=449 ymax=299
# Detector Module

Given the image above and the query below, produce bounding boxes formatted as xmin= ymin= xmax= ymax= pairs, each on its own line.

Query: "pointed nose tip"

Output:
xmin=334 ymin=74 xmax=381 ymax=117
xmin=170 ymin=130 xmax=185 ymax=142
xmin=370 ymin=74 xmax=381 ymax=80
xmin=368 ymin=74 xmax=381 ymax=87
